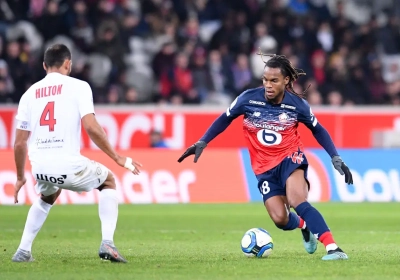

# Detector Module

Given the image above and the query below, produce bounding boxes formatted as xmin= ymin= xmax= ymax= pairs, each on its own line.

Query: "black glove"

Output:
xmin=331 ymin=155 xmax=353 ymax=184
xmin=177 ymin=141 xmax=207 ymax=163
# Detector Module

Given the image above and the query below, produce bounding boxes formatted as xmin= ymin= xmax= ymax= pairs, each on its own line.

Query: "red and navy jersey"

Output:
xmin=226 ymin=87 xmax=318 ymax=175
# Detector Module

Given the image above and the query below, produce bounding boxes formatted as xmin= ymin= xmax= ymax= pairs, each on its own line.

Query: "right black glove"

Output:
xmin=177 ymin=141 xmax=207 ymax=163
xmin=331 ymin=155 xmax=353 ymax=185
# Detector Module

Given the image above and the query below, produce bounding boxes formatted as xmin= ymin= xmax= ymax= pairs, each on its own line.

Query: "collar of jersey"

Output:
xmin=45 ymin=72 xmax=64 ymax=78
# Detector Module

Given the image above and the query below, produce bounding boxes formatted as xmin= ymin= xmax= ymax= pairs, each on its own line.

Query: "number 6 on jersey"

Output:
xmin=40 ymin=101 xmax=57 ymax=131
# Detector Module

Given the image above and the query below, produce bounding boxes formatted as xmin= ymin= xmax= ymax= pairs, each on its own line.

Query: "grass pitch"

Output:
xmin=1 ymin=203 xmax=399 ymax=280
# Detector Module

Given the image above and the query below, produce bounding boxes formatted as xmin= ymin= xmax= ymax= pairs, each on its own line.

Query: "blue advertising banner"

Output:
xmin=241 ymin=148 xmax=400 ymax=202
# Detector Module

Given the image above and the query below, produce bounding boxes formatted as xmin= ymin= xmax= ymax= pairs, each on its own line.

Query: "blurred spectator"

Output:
xmin=208 ymin=50 xmax=234 ymax=98
xmin=152 ymin=41 xmax=176 ymax=80
xmin=383 ymin=81 xmax=400 ymax=104
xmin=177 ymin=16 xmax=202 ymax=47
xmin=378 ymin=16 xmax=400 ymax=55
xmin=150 ymin=130 xmax=169 ymax=148
xmin=250 ymin=24 xmax=278 ymax=79
xmin=0 ymin=59 xmax=14 ymax=94
xmin=209 ymin=12 xmax=237 ymax=52
xmin=288 ymin=0 xmax=309 ymax=16
xmin=94 ymin=21 xmax=126 ymax=78
xmin=0 ymin=0 xmax=398 ymax=106
xmin=344 ymin=66 xmax=371 ymax=104
xmin=306 ymin=90 xmax=323 ymax=105
xmin=270 ymin=12 xmax=291 ymax=52
xmin=310 ymin=50 xmax=327 ymax=86
xmin=5 ymin=40 xmax=30 ymax=102
xmin=160 ymin=51 xmax=200 ymax=104
xmin=34 ymin=0 xmax=68 ymax=42
xmin=233 ymin=11 xmax=252 ymax=54
xmin=106 ymin=85 xmax=123 ymax=104
xmin=232 ymin=53 xmax=252 ymax=94
xmin=119 ymin=10 xmax=141 ymax=51
xmin=0 ymin=77 xmax=12 ymax=103
xmin=191 ymin=46 xmax=214 ymax=101
xmin=124 ymin=87 xmax=139 ymax=103
xmin=368 ymin=60 xmax=387 ymax=103
xmin=327 ymin=90 xmax=343 ymax=106
xmin=317 ymin=22 xmax=334 ymax=52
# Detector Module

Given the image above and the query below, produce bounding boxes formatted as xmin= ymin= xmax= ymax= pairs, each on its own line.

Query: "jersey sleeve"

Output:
xmin=15 ymin=93 xmax=31 ymax=131
xmin=78 ymin=82 xmax=95 ymax=118
xmin=297 ymin=99 xmax=318 ymax=128
xmin=225 ymin=91 xmax=246 ymax=119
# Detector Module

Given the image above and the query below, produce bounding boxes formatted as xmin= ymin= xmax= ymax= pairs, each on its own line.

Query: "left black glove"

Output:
xmin=331 ymin=155 xmax=353 ymax=184
xmin=177 ymin=141 xmax=207 ymax=163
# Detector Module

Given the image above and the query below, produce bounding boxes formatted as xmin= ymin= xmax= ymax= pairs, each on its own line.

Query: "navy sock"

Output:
xmin=276 ymin=212 xmax=300 ymax=231
xmin=294 ymin=202 xmax=330 ymax=239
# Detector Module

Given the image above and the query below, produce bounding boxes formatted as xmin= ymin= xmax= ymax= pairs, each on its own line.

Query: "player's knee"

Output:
xmin=287 ymin=196 xmax=306 ymax=209
xmin=99 ymin=171 xmax=116 ymax=190
xmin=40 ymin=189 xmax=61 ymax=205
xmin=287 ymin=189 xmax=307 ymax=208
xmin=269 ymin=211 xmax=288 ymax=228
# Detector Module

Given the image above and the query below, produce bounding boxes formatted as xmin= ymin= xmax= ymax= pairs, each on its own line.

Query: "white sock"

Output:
xmin=326 ymin=243 xmax=338 ymax=252
xmin=99 ymin=189 xmax=118 ymax=244
xmin=19 ymin=198 xmax=52 ymax=252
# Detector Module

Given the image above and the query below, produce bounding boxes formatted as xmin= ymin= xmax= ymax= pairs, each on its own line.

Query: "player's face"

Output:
xmin=262 ymin=67 xmax=289 ymax=103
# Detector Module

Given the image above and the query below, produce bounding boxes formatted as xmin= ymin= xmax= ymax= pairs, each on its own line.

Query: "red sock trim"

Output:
xmin=298 ymin=217 xmax=305 ymax=229
xmin=319 ymin=232 xmax=335 ymax=247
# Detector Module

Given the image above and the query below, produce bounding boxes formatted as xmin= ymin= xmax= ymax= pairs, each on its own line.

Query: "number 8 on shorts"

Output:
xmin=261 ymin=181 xmax=270 ymax=195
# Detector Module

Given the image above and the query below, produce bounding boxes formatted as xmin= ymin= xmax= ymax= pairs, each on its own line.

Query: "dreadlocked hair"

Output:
xmin=257 ymin=50 xmax=310 ymax=98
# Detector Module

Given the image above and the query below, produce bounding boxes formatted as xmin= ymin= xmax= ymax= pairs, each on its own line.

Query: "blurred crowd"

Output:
xmin=0 ymin=0 xmax=399 ymax=106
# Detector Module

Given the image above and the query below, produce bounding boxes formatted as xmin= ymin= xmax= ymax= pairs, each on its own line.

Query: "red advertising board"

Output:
xmin=0 ymin=106 xmax=398 ymax=149
xmin=0 ymin=149 xmax=249 ymax=205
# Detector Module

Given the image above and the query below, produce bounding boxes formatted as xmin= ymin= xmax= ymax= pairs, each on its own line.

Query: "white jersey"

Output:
xmin=15 ymin=72 xmax=94 ymax=174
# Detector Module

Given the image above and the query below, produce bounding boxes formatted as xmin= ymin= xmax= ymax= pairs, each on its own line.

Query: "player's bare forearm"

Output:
xmin=82 ymin=114 xmax=119 ymax=162
xmin=13 ymin=129 xmax=30 ymax=180
xmin=86 ymin=123 xmax=119 ymax=162
xmin=14 ymin=142 xmax=27 ymax=180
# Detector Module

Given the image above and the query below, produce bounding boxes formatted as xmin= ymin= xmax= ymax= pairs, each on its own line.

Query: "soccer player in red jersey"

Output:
xmin=178 ymin=53 xmax=353 ymax=261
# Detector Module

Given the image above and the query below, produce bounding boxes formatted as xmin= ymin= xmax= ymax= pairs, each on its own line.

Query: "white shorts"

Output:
xmin=33 ymin=159 xmax=109 ymax=196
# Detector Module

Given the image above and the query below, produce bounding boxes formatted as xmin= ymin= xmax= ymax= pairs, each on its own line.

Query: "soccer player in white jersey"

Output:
xmin=11 ymin=44 xmax=142 ymax=263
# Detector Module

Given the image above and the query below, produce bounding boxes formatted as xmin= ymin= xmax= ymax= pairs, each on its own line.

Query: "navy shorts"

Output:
xmin=256 ymin=151 xmax=310 ymax=202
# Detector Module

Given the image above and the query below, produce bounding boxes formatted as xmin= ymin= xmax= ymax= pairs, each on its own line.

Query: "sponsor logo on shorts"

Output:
xmin=36 ymin=174 xmax=67 ymax=184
